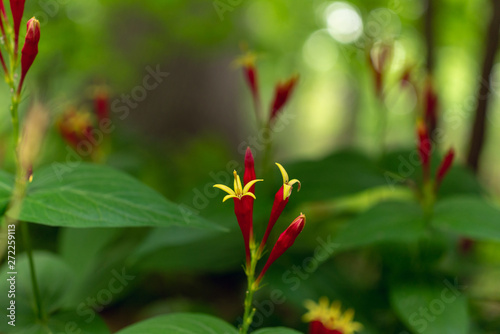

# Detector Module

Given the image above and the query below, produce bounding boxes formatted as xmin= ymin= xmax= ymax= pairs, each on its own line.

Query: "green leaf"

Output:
xmin=334 ymin=201 xmax=425 ymax=251
xmin=253 ymin=328 xmax=302 ymax=334
xmin=0 ymin=169 xmax=14 ymax=211
xmin=13 ymin=163 xmax=223 ymax=230
xmin=432 ymin=196 xmax=500 ymax=241
xmin=115 ymin=313 xmax=238 ymax=334
xmin=390 ymin=280 xmax=469 ymax=334
xmin=0 ymin=250 xmax=109 ymax=333
xmin=286 ymin=150 xmax=387 ymax=203
xmin=17 ymin=311 xmax=110 ymax=334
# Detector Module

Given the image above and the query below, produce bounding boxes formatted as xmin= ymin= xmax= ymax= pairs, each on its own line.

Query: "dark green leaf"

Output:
xmin=390 ymin=280 xmax=469 ymax=334
xmin=13 ymin=163 xmax=224 ymax=230
xmin=432 ymin=196 xmax=500 ymax=241
xmin=334 ymin=201 xmax=425 ymax=251
xmin=253 ymin=328 xmax=302 ymax=334
xmin=0 ymin=169 xmax=14 ymax=211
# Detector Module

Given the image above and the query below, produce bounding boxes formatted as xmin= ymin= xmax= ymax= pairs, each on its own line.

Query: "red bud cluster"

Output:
xmin=238 ymin=51 xmax=299 ymax=126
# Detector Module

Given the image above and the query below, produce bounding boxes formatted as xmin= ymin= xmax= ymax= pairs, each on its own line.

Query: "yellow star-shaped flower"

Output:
xmin=213 ymin=170 xmax=263 ymax=202
xmin=276 ymin=163 xmax=301 ymax=201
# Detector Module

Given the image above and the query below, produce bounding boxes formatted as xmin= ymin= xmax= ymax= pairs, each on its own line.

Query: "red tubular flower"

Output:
xmin=269 ymin=75 xmax=298 ymax=123
xmin=259 ymin=163 xmax=301 ymax=252
xmin=18 ymin=17 xmax=40 ymax=95
xmin=214 ymin=170 xmax=263 ymax=267
xmin=94 ymin=88 xmax=110 ymax=122
xmin=417 ymin=119 xmax=431 ymax=182
xmin=256 ymin=213 xmax=306 ymax=284
xmin=10 ymin=0 xmax=26 ymax=59
xmin=241 ymin=147 xmax=257 ymax=253
xmin=435 ymin=148 xmax=455 ymax=187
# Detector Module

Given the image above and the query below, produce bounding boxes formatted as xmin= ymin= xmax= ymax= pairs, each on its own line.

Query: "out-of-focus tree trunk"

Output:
xmin=467 ymin=0 xmax=500 ymax=172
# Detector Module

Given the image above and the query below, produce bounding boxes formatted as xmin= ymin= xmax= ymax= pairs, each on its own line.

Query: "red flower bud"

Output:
xmin=269 ymin=75 xmax=298 ymax=123
xmin=424 ymin=77 xmax=438 ymax=134
xmin=243 ymin=64 xmax=259 ymax=105
xmin=259 ymin=186 xmax=289 ymax=251
xmin=256 ymin=214 xmax=305 ymax=284
xmin=10 ymin=0 xmax=26 ymax=58
xmin=417 ymin=120 xmax=432 ymax=181
xmin=18 ymin=17 xmax=40 ymax=95
xmin=243 ymin=147 xmax=256 ymax=191
xmin=435 ymin=148 xmax=454 ymax=187
xmin=94 ymin=88 xmax=110 ymax=122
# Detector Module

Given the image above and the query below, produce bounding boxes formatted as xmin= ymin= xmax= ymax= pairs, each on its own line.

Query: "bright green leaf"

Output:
xmin=115 ymin=313 xmax=238 ymax=334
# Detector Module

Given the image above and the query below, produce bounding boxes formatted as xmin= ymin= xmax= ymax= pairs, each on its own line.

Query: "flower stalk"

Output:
xmin=214 ymin=148 xmax=305 ymax=333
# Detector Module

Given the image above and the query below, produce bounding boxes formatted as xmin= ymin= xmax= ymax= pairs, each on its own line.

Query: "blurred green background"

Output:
xmin=1 ymin=0 xmax=500 ymax=333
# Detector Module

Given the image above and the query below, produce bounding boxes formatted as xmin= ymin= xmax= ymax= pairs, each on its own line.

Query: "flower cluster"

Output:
xmin=416 ymin=119 xmax=454 ymax=211
xmin=58 ymin=87 xmax=110 ymax=158
xmin=213 ymin=147 xmax=304 ymax=284
xmin=0 ymin=1 xmax=40 ymax=95
xmin=303 ymin=297 xmax=363 ymax=334
xmin=237 ymin=51 xmax=298 ymax=126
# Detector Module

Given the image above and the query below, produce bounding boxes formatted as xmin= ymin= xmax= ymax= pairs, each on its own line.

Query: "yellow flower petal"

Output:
xmin=283 ymin=183 xmax=292 ymax=201
xmin=222 ymin=194 xmax=237 ymax=202
xmin=242 ymin=179 xmax=263 ymax=194
xmin=275 ymin=162 xmax=289 ymax=184
xmin=288 ymin=179 xmax=301 ymax=192
xmin=213 ymin=184 xmax=236 ymax=196
xmin=242 ymin=192 xmax=257 ymax=200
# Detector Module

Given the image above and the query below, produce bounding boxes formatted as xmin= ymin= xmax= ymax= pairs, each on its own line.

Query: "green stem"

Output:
xmin=240 ymin=245 xmax=259 ymax=334
xmin=10 ymin=93 xmax=20 ymax=151
xmin=20 ymin=221 xmax=45 ymax=321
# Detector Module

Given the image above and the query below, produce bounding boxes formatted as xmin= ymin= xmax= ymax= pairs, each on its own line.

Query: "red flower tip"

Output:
xmin=256 ymin=213 xmax=306 ymax=284
xmin=424 ymin=77 xmax=438 ymax=133
xmin=18 ymin=17 xmax=40 ymax=95
xmin=94 ymin=87 xmax=110 ymax=122
xmin=10 ymin=0 xmax=26 ymax=58
xmin=436 ymin=148 xmax=455 ymax=187
xmin=417 ymin=119 xmax=431 ymax=181
xmin=244 ymin=146 xmax=256 ymax=187
xmin=270 ymin=74 xmax=299 ymax=123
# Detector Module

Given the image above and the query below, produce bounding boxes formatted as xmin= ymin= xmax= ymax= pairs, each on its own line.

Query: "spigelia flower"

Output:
xmin=259 ymin=163 xmax=301 ymax=251
xmin=213 ymin=168 xmax=263 ymax=266
xmin=10 ymin=0 xmax=26 ymax=59
xmin=57 ymin=108 xmax=94 ymax=150
xmin=18 ymin=17 xmax=40 ymax=95
xmin=255 ymin=213 xmax=306 ymax=285
xmin=368 ymin=42 xmax=392 ymax=98
xmin=415 ymin=120 xmax=455 ymax=212
xmin=235 ymin=50 xmax=262 ymax=123
xmin=303 ymin=298 xmax=363 ymax=334
xmin=417 ymin=119 xmax=431 ymax=182
xmin=269 ymin=75 xmax=298 ymax=123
